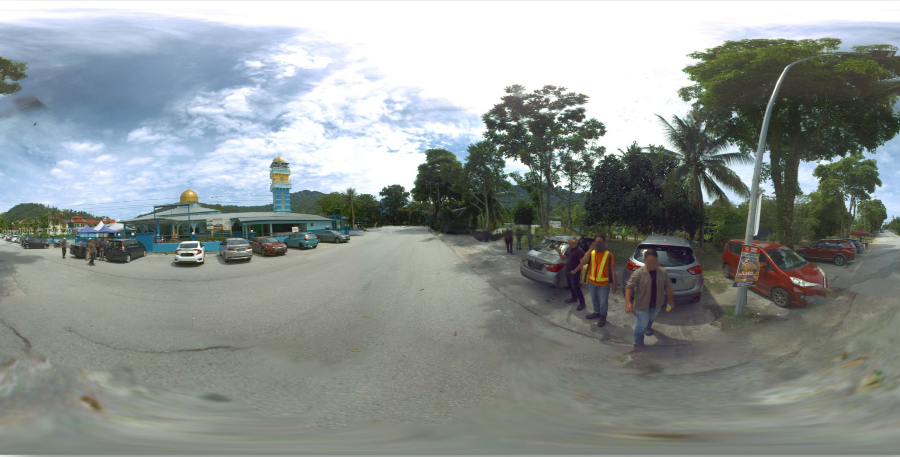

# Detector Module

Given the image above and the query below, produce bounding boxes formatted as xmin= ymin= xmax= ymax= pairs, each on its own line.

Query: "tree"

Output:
xmin=513 ymin=200 xmax=535 ymax=226
xmin=584 ymin=151 xmax=629 ymax=239
xmin=1 ymin=56 xmax=27 ymax=96
xmin=652 ymin=113 xmax=751 ymax=241
xmin=553 ymin=143 xmax=603 ymax=236
xmin=680 ymin=38 xmax=900 ymax=247
xmin=483 ymin=84 xmax=606 ymax=230
xmin=858 ymin=199 xmax=887 ymax=234
xmin=315 ymin=192 xmax=345 ymax=217
xmin=885 ymin=216 xmax=900 ymax=233
xmin=344 ymin=188 xmax=357 ymax=228
xmin=812 ymin=153 xmax=881 ymax=233
xmin=463 ymin=141 xmax=511 ymax=232
xmin=355 ymin=194 xmax=379 ymax=226
xmin=379 ymin=184 xmax=410 ymax=223
xmin=411 ymin=149 xmax=464 ymax=228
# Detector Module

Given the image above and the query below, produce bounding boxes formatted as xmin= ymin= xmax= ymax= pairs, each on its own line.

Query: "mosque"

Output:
xmin=122 ymin=157 xmax=345 ymax=241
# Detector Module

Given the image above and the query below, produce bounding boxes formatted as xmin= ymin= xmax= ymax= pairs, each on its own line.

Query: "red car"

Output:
xmin=249 ymin=237 xmax=288 ymax=256
xmin=722 ymin=239 xmax=828 ymax=308
xmin=795 ymin=239 xmax=856 ymax=266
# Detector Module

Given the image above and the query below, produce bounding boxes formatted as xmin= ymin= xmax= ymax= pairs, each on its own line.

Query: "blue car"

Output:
xmin=284 ymin=232 xmax=319 ymax=250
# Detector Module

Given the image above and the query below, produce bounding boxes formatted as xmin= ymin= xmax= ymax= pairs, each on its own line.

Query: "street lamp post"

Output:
xmin=735 ymin=50 xmax=897 ymax=316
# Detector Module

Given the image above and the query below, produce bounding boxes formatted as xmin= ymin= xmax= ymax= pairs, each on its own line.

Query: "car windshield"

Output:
xmin=258 ymin=238 xmax=278 ymax=243
xmin=766 ymin=248 xmax=809 ymax=271
xmin=633 ymin=244 xmax=696 ymax=267
xmin=180 ymin=242 xmax=199 ymax=249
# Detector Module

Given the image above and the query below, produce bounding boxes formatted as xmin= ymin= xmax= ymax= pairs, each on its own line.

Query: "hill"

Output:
xmin=201 ymin=189 xmax=327 ymax=215
xmin=0 ymin=203 xmax=103 ymax=223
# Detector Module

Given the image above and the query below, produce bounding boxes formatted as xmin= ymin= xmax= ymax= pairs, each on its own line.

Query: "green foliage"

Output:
xmin=463 ymin=141 xmax=511 ymax=231
xmin=813 ymin=153 xmax=881 ymax=226
xmin=379 ymin=184 xmax=410 ymax=224
xmin=858 ymin=199 xmax=887 ymax=233
xmin=0 ymin=56 xmax=27 ymax=95
xmin=2 ymin=203 xmax=101 ymax=224
xmin=680 ymin=38 xmax=900 ymax=246
xmin=483 ymin=84 xmax=606 ymax=229
xmin=411 ymin=148 xmax=465 ymax=228
xmin=885 ymin=216 xmax=900 ymax=233
xmin=512 ymin=200 xmax=535 ymax=225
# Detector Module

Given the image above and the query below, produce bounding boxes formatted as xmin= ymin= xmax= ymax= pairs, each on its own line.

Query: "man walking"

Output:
xmin=624 ymin=249 xmax=675 ymax=350
xmin=88 ymin=239 xmax=97 ymax=266
xmin=503 ymin=228 xmax=514 ymax=254
xmin=515 ymin=227 xmax=524 ymax=251
xmin=99 ymin=237 xmax=108 ymax=261
xmin=557 ymin=236 xmax=586 ymax=311
xmin=526 ymin=228 xmax=533 ymax=251
xmin=570 ymin=236 xmax=617 ymax=327
xmin=61 ymin=238 xmax=67 ymax=259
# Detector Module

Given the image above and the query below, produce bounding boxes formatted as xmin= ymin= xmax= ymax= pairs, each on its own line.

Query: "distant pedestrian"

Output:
xmin=557 ymin=236 xmax=586 ymax=311
xmin=88 ymin=239 xmax=97 ymax=266
xmin=570 ymin=236 xmax=617 ymax=327
xmin=503 ymin=228 xmax=514 ymax=254
xmin=99 ymin=237 xmax=108 ymax=261
xmin=624 ymin=249 xmax=675 ymax=350
xmin=527 ymin=228 xmax=533 ymax=250
xmin=515 ymin=228 xmax=524 ymax=250
xmin=61 ymin=238 xmax=67 ymax=259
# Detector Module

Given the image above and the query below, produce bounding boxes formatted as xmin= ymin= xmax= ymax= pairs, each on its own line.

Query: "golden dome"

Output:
xmin=180 ymin=188 xmax=199 ymax=203
xmin=273 ymin=156 xmax=285 ymax=162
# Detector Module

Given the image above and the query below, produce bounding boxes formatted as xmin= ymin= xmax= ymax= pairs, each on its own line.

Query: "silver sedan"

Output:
xmin=219 ymin=238 xmax=253 ymax=262
xmin=316 ymin=230 xmax=350 ymax=243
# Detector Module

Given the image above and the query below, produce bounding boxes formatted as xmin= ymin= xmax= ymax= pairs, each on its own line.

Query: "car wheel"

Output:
xmin=125 ymin=254 xmax=132 ymax=263
xmin=44 ymin=245 xmax=48 ymax=249
xmin=24 ymin=244 xmax=28 ymax=249
xmin=722 ymin=263 xmax=731 ymax=279
xmin=225 ymin=257 xmax=230 ymax=263
xmin=833 ymin=255 xmax=845 ymax=266
xmin=797 ymin=250 xmax=807 ymax=259
xmin=771 ymin=287 xmax=791 ymax=308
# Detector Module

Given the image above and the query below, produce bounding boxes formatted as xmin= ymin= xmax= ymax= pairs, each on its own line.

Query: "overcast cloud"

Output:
xmin=1 ymin=2 xmax=900 ymax=220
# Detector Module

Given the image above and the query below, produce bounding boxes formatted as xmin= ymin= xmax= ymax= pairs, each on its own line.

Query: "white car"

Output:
xmin=174 ymin=241 xmax=205 ymax=264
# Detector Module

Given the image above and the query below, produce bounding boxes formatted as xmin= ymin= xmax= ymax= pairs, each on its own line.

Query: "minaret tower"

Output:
xmin=270 ymin=156 xmax=291 ymax=213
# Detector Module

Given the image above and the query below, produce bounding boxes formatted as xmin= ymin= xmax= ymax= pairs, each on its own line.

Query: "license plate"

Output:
xmin=183 ymin=253 xmax=193 ymax=257
xmin=528 ymin=261 xmax=542 ymax=269
xmin=671 ymin=278 xmax=677 ymax=283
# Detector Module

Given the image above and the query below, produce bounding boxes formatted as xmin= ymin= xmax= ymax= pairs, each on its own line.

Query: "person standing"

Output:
xmin=61 ymin=238 xmax=67 ymax=259
xmin=515 ymin=227 xmax=524 ymax=251
xmin=88 ymin=239 xmax=97 ymax=266
xmin=526 ymin=228 xmax=534 ymax=251
xmin=557 ymin=236 xmax=586 ymax=311
xmin=503 ymin=228 xmax=514 ymax=254
xmin=624 ymin=249 xmax=675 ymax=350
xmin=570 ymin=236 xmax=617 ymax=327
xmin=99 ymin=237 xmax=108 ymax=261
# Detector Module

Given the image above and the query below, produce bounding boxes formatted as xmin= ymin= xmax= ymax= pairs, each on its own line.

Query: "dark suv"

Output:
xmin=105 ymin=238 xmax=147 ymax=263
xmin=70 ymin=240 xmax=89 ymax=258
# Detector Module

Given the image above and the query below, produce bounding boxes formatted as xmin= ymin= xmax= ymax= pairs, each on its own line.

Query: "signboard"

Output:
xmin=292 ymin=226 xmax=299 ymax=233
xmin=549 ymin=220 xmax=562 ymax=228
xmin=732 ymin=245 xmax=761 ymax=287
xmin=206 ymin=217 xmax=228 ymax=230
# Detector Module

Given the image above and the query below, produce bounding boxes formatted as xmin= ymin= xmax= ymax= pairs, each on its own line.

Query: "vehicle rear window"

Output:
xmin=537 ymin=239 xmax=565 ymax=251
xmin=180 ymin=242 xmax=199 ymax=249
xmin=258 ymin=238 xmax=277 ymax=243
xmin=633 ymin=244 xmax=696 ymax=267
xmin=765 ymin=248 xmax=808 ymax=271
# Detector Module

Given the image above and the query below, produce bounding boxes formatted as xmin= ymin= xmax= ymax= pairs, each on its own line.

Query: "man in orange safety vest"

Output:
xmin=570 ymin=235 xmax=617 ymax=327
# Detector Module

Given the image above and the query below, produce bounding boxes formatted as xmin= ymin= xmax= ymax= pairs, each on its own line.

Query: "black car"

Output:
xmin=71 ymin=240 xmax=89 ymax=258
xmin=22 ymin=237 xmax=49 ymax=249
xmin=105 ymin=238 xmax=147 ymax=263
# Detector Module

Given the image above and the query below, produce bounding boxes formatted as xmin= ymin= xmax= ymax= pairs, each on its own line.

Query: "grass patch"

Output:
xmin=710 ymin=305 xmax=778 ymax=331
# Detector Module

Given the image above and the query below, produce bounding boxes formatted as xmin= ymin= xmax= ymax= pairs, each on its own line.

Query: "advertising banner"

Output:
xmin=733 ymin=245 xmax=761 ymax=287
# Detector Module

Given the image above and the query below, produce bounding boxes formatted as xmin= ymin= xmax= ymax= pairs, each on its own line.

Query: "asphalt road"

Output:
xmin=1 ymin=227 xmax=899 ymax=453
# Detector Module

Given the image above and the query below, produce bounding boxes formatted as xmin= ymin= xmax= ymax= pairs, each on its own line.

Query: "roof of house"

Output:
xmin=123 ymin=211 xmax=332 ymax=224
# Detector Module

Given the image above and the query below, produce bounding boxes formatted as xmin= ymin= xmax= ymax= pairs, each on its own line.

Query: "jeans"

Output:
xmin=566 ymin=272 xmax=585 ymax=305
xmin=527 ymin=237 xmax=533 ymax=250
xmin=588 ymin=284 xmax=610 ymax=316
xmin=634 ymin=307 xmax=662 ymax=346
xmin=516 ymin=237 xmax=522 ymax=249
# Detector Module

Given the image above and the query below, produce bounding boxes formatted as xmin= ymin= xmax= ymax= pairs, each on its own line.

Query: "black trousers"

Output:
xmin=505 ymin=240 xmax=513 ymax=253
xmin=62 ymin=248 xmax=66 ymax=258
xmin=566 ymin=271 xmax=586 ymax=305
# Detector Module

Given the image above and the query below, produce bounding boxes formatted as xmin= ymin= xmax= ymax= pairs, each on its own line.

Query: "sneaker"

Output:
xmin=576 ymin=303 xmax=586 ymax=311
xmin=564 ymin=298 xmax=577 ymax=303
xmin=598 ymin=315 xmax=607 ymax=328
xmin=585 ymin=313 xmax=601 ymax=320
xmin=644 ymin=328 xmax=653 ymax=336
xmin=632 ymin=344 xmax=644 ymax=352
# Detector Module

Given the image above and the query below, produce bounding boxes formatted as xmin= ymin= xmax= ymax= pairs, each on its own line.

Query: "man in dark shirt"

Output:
xmin=624 ymin=248 xmax=675 ymax=349
xmin=557 ymin=237 xmax=586 ymax=311
xmin=503 ymin=228 xmax=514 ymax=254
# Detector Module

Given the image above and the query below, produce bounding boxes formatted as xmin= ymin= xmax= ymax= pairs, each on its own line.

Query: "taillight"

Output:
xmin=626 ymin=259 xmax=641 ymax=271
xmin=545 ymin=263 xmax=564 ymax=272
xmin=687 ymin=264 xmax=703 ymax=275
xmin=195 ymin=249 xmax=202 ymax=255
xmin=228 ymin=247 xmax=235 ymax=251
xmin=304 ymin=236 xmax=309 ymax=240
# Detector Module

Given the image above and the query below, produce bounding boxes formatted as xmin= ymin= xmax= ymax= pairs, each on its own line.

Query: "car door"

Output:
xmin=806 ymin=242 xmax=822 ymax=259
xmin=755 ymin=250 xmax=777 ymax=295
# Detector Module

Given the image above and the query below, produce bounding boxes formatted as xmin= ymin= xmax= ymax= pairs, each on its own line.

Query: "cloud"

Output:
xmin=61 ymin=141 xmax=105 ymax=153
xmin=127 ymin=127 xmax=169 ymax=143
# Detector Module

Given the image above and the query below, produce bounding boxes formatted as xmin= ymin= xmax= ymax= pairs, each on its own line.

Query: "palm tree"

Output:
xmin=344 ymin=188 xmax=357 ymax=229
xmin=652 ymin=113 xmax=751 ymax=242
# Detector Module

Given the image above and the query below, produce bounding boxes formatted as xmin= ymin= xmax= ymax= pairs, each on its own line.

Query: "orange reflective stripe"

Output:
xmin=589 ymin=250 xmax=610 ymax=282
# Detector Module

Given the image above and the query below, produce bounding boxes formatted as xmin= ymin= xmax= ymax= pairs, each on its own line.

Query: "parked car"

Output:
xmin=105 ymin=238 xmax=147 ymax=263
xmin=250 ymin=237 xmax=288 ymax=256
xmin=22 ymin=237 xmax=50 ymax=249
xmin=722 ymin=239 xmax=828 ymax=308
xmin=520 ymin=236 xmax=572 ymax=288
xmin=284 ymin=232 xmax=319 ymax=250
xmin=219 ymin=238 xmax=253 ymax=262
xmin=795 ymin=239 xmax=856 ymax=266
xmin=621 ymin=235 xmax=704 ymax=305
xmin=174 ymin=241 xmax=205 ymax=264
xmin=70 ymin=240 xmax=89 ymax=258
xmin=316 ymin=230 xmax=350 ymax=243
xmin=836 ymin=238 xmax=864 ymax=255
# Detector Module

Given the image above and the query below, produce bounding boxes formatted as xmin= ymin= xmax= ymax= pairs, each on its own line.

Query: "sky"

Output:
xmin=1 ymin=1 xmax=900 ymax=221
